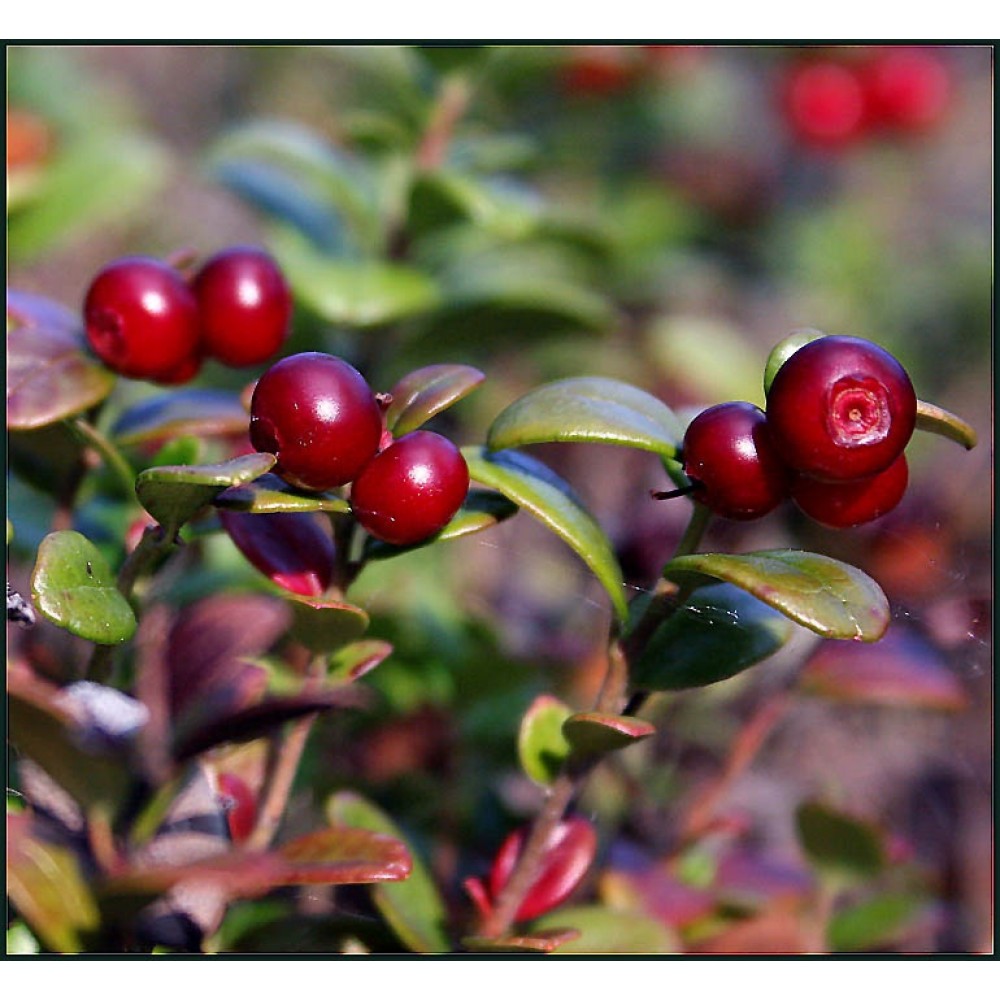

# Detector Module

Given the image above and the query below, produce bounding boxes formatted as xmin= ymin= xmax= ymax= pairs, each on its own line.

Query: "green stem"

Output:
xmin=672 ymin=501 xmax=713 ymax=560
xmin=69 ymin=417 xmax=136 ymax=500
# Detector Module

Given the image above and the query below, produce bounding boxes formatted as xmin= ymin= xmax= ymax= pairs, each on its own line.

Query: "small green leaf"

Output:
xmin=327 ymin=791 xmax=451 ymax=953
xmin=464 ymin=446 xmax=628 ymax=623
xmin=362 ymin=489 xmax=518 ymax=559
xmin=531 ymin=905 xmax=677 ymax=954
xmin=30 ymin=530 xmax=136 ymax=644
xmin=763 ymin=329 xmax=826 ymax=396
xmin=111 ymin=389 xmax=249 ymax=446
xmin=487 ymin=376 xmax=682 ymax=459
xmin=7 ymin=290 xmax=116 ymax=430
xmin=915 ymin=399 xmax=978 ymax=450
xmin=135 ymin=453 xmax=276 ymax=538
xmin=562 ymin=712 xmax=655 ymax=757
xmin=7 ymin=815 xmax=100 ymax=954
xmin=828 ymin=892 xmax=930 ymax=952
xmin=662 ymin=550 xmax=890 ymax=642
xmin=385 ymin=363 xmax=486 ymax=436
xmin=287 ymin=594 xmax=370 ymax=653
xmin=327 ymin=640 xmax=394 ymax=683
xmin=518 ymin=694 xmax=573 ymax=786
xmin=796 ymin=801 xmax=885 ymax=883
xmin=215 ymin=472 xmax=351 ymax=515
xmin=631 ymin=583 xmax=794 ymax=690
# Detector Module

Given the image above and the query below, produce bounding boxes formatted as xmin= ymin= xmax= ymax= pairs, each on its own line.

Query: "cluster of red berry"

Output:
xmin=781 ymin=46 xmax=952 ymax=149
xmin=83 ymin=246 xmax=292 ymax=384
xmin=673 ymin=335 xmax=916 ymax=528
xmin=249 ymin=352 xmax=470 ymax=547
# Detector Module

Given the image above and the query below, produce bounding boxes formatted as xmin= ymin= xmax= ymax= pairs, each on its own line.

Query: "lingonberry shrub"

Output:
xmin=6 ymin=46 xmax=985 ymax=958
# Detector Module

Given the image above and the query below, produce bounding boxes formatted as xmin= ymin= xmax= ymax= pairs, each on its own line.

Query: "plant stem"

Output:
xmin=69 ymin=417 xmax=137 ymax=500
xmin=416 ymin=72 xmax=473 ymax=171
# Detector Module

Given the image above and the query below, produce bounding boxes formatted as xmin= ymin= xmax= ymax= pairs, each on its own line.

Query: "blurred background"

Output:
xmin=6 ymin=44 xmax=993 ymax=953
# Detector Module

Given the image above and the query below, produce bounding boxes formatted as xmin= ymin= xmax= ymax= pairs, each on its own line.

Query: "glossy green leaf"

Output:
xmin=915 ymin=399 xmax=978 ymax=450
xmin=531 ymin=905 xmax=677 ymax=954
xmin=363 ymin=489 xmax=519 ymax=559
xmin=796 ymin=801 xmax=885 ymax=883
xmin=632 ymin=583 xmax=794 ymax=690
xmin=8 ymin=133 xmax=167 ymax=261
xmin=463 ymin=446 xmax=628 ymax=623
xmin=215 ymin=473 xmax=351 ymax=515
xmin=562 ymin=712 xmax=656 ymax=757
xmin=111 ymin=389 xmax=249 ymax=446
xmin=518 ymin=694 xmax=573 ymax=786
xmin=662 ymin=550 xmax=890 ymax=642
xmin=327 ymin=791 xmax=450 ymax=954
xmin=385 ymin=363 xmax=486 ymax=435
xmin=828 ymin=892 xmax=930 ymax=952
xmin=273 ymin=230 xmax=441 ymax=327
xmin=487 ymin=376 xmax=682 ymax=459
xmin=287 ymin=594 xmax=370 ymax=653
xmin=30 ymin=530 xmax=136 ymax=644
xmin=7 ymin=815 xmax=100 ymax=953
xmin=327 ymin=640 xmax=394 ymax=683
xmin=7 ymin=290 xmax=116 ymax=430
xmin=135 ymin=453 xmax=276 ymax=538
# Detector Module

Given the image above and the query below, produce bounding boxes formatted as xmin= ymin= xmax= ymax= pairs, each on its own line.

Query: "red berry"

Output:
xmin=681 ymin=402 xmax=791 ymax=520
xmin=192 ymin=246 xmax=292 ymax=367
xmin=862 ymin=47 xmax=950 ymax=133
xmin=217 ymin=772 xmax=256 ymax=844
xmin=83 ymin=257 xmax=200 ymax=383
xmin=766 ymin=335 xmax=916 ymax=482
xmin=792 ymin=453 xmax=908 ymax=528
xmin=561 ymin=46 xmax=635 ymax=96
xmin=350 ymin=430 xmax=469 ymax=546
xmin=782 ymin=59 xmax=868 ymax=148
xmin=488 ymin=817 xmax=597 ymax=923
xmin=249 ymin=352 xmax=383 ymax=492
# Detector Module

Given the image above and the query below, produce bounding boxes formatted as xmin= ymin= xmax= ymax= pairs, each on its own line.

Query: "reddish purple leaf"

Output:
xmin=489 ymin=816 xmax=597 ymax=923
xmin=219 ymin=508 xmax=335 ymax=597
xmin=798 ymin=628 xmax=969 ymax=711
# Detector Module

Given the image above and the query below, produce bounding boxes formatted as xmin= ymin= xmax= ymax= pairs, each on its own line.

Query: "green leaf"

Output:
xmin=487 ymin=376 xmax=682 ymax=459
xmin=531 ymin=905 xmax=677 ymax=954
xmin=763 ymin=329 xmax=825 ymax=396
xmin=287 ymin=594 xmax=370 ymax=653
xmin=135 ymin=453 xmax=276 ymax=538
xmin=828 ymin=892 xmax=930 ymax=952
xmin=562 ymin=712 xmax=656 ymax=757
xmin=30 ymin=530 xmax=136 ymax=644
xmin=7 ymin=815 xmax=100 ymax=953
xmin=8 ymin=133 xmax=167 ymax=261
xmin=631 ymin=583 xmax=794 ymax=690
xmin=915 ymin=399 xmax=978 ymax=450
xmin=326 ymin=640 xmax=394 ymax=683
xmin=214 ymin=472 xmax=351 ymax=515
xmin=463 ymin=446 xmax=628 ymax=623
xmin=518 ymin=694 xmax=573 ymax=786
xmin=7 ymin=290 xmax=116 ymax=430
xmin=110 ymin=389 xmax=249 ymax=446
xmin=327 ymin=791 xmax=451 ymax=954
xmin=273 ymin=229 xmax=441 ymax=327
xmin=795 ymin=801 xmax=885 ymax=883
xmin=662 ymin=550 xmax=890 ymax=642
xmin=385 ymin=363 xmax=486 ymax=435
xmin=362 ymin=489 xmax=519 ymax=559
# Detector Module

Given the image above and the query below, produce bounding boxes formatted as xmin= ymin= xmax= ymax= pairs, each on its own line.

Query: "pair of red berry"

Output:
xmin=676 ymin=335 xmax=916 ymax=528
xmin=83 ymin=247 xmax=292 ymax=384
xmin=782 ymin=47 xmax=951 ymax=149
xmin=249 ymin=352 xmax=470 ymax=547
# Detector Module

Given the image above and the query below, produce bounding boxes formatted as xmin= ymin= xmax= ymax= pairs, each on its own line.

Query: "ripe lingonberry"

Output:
xmin=792 ymin=453 xmax=908 ymax=528
xmin=862 ymin=47 xmax=950 ymax=133
xmin=192 ymin=246 xmax=292 ymax=367
xmin=217 ymin=771 xmax=256 ymax=844
xmin=782 ymin=59 xmax=868 ymax=148
xmin=766 ymin=335 xmax=916 ymax=482
xmin=350 ymin=430 xmax=469 ymax=546
xmin=83 ymin=257 xmax=200 ymax=383
xmin=679 ymin=401 xmax=790 ymax=520
xmin=249 ymin=352 xmax=383 ymax=492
